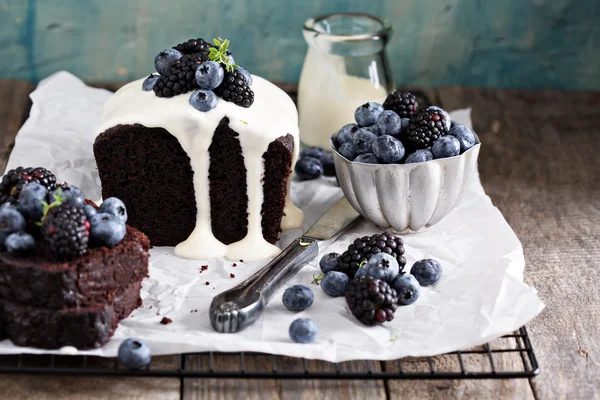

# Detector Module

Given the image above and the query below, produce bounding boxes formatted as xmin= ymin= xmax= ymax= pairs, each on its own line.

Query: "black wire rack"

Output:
xmin=0 ymin=326 xmax=538 ymax=380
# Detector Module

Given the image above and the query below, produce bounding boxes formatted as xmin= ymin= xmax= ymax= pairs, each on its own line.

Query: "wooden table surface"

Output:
xmin=0 ymin=80 xmax=598 ymax=400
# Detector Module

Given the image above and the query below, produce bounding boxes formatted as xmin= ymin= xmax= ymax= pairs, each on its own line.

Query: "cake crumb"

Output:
xmin=149 ymin=306 xmax=152 ymax=309
xmin=239 ymin=259 xmax=244 ymax=262
xmin=160 ymin=317 xmax=172 ymax=325
xmin=194 ymin=309 xmax=198 ymax=313
xmin=230 ymin=273 xmax=235 ymax=278
xmin=205 ymin=281 xmax=210 ymax=285
xmin=200 ymin=265 xmax=208 ymax=273
xmin=232 ymin=263 xmax=237 ymax=267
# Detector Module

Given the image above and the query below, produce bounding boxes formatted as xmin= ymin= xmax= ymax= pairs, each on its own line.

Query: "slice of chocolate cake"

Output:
xmin=94 ymin=36 xmax=304 ymax=261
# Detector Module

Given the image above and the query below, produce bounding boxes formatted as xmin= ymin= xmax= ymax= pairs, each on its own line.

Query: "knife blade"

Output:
xmin=209 ymin=197 xmax=360 ymax=333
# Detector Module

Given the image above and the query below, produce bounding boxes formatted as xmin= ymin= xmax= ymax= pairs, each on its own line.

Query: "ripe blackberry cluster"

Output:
xmin=41 ymin=203 xmax=90 ymax=259
xmin=153 ymin=54 xmax=203 ymax=98
xmin=215 ymin=70 xmax=254 ymax=108
xmin=407 ymin=108 xmax=449 ymax=149
xmin=345 ymin=276 xmax=398 ymax=326
xmin=383 ymin=91 xmax=418 ymax=118
xmin=338 ymin=232 xmax=406 ymax=279
xmin=173 ymin=38 xmax=212 ymax=58
xmin=0 ymin=167 xmax=57 ymax=205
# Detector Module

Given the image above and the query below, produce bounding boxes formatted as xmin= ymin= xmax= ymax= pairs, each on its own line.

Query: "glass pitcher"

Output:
xmin=298 ymin=13 xmax=394 ymax=149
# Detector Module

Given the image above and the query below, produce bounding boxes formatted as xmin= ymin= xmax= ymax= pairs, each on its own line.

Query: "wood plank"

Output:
xmin=0 ymin=80 xmax=34 ymax=173
xmin=438 ymin=86 xmax=600 ymax=400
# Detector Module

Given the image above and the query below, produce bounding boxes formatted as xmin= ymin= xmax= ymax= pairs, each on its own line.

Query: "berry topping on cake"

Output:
xmin=153 ymin=54 xmax=203 ymax=98
xmin=195 ymin=60 xmax=224 ymax=90
xmin=345 ymin=276 xmax=398 ymax=326
xmin=41 ymin=202 xmax=89 ymax=259
xmin=354 ymin=102 xmax=384 ymax=127
xmin=390 ymin=274 xmax=421 ymax=306
xmin=89 ymin=212 xmax=127 ymax=247
xmin=5 ymin=232 xmax=35 ymax=255
xmin=338 ymin=233 xmax=406 ymax=279
xmin=154 ymin=48 xmax=183 ymax=75
xmin=18 ymin=182 xmax=48 ymax=221
xmin=383 ymin=91 xmax=418 ymax=118
xmin=83 ymin=204 xmax=97 ymax=219
xmin=0 ymin=207 xmax=26 ymax=245
xmin=407 ymin=108 xmax=449 ymax=149
xmin=99 ymin=197 xmax=128 ymax=224
xmin=282 ymin=284 xmax=314 ymax=311
xmin=0 ymin=167 xmax=57 ymax=205
xmin=50 ymin=184 xmax=84 ymax=209
xmin=214 ymin=69 xmax=254 ymax=108
xmin=142 ymin=74 xmax=160 ymax=91
xmin=189 ymin=89 xmax=218 ymax=112
xmin=236 ymin=67 xmax=252 ymax=86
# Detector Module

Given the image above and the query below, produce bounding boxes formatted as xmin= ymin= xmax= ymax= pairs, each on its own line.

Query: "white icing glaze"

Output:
xmin=97 ymin=75 xmax=303 ymax=261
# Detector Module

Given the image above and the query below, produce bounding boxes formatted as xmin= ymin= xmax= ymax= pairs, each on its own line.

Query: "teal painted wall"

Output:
xmin=0 ymin=0 xmax=598 ymax=89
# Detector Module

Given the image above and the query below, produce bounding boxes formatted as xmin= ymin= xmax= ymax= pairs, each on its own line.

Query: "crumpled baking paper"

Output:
xmin=0 ymin=72 xmax=544 ymax=361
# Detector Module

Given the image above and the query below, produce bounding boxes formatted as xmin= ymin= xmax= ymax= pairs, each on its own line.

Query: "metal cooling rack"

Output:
xmin=0 ymin=327 xmax=538 ymax=380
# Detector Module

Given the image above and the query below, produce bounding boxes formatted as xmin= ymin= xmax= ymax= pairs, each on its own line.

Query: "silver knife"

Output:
xmin=209 ymin=197 xmax=360 ymax=333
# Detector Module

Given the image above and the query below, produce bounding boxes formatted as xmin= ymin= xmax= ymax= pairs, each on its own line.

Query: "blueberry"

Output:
xmin=289 ymin=318 xmax=318 ymax=344
xmin=50 ymin=185 xmax=84 ymax=208
xmin=432 ymin=136 xmax=460 ymax=159
xmin=189 ymin=89 xmax=218 ymax=112
xmin=142 ymin=74 xmax=160 ymax=91
xmin=294 ymin=157 xmax=323 ymax=181
xmin=154 ymin=48 xmax=182 ymax=75
xmin=354 ymin=102 xmax=384 ymax=126
xmin=90 ymin=213 xmax=126 ymax=247
xmin=118 ymin=338 xmax=152 ymax=369
xmin=369 ymin=124 xmax=381 ymax=136
xmin=319 ymin=252 xmax=340 ymax=273
xmin=282 ymin=284 xmax=314 ymax=311
xmin=337 ymin=142 xmax=357 ymax=161
xmin=83 ymin=204 xmax=97 ymax=220
xmin=405 ymin=149 xmax=434 ymax=164
xmin=333 ymin=124 xmax=359 ymax=148
xmin=300 ymin=146 xmax=326 ymax=159
xmin=18 ymin=182 xmax=48 ymax=221
xmin=320 ymin=152 xmax=335 ymax=176
xmin=236 ymin=67 xmax=252 ymax=85
xmin=5 ymin=232 xmax=35 ymax=255
xmin=449 ymin=124 xmax=476 ymax=153
xmin=410 ymin=259 xmax=442 ymax=286
xmin=99 ymin=197 xmax=128 ymax=224
xmin=372 ymin=135 xmax=405 ymax=164
xmin=353 ymin=127 xmax=378 ymax=155
xmin=391 ymin=274 xmax=421 ymax=305
xmin=428 ymin=106 xmax=451 ymax=130
xmin=320 ymin=271 xmax=349 ymax=297
xmin=377 ymin=110 xmax=402 ymax=136
xmin=0 ymin=207 xmax=25 ymax=245
xmin=353 ymin=153 xmax=380 ymax=164
xmin=365 ymin=253 xmax=400 ymax=283
xmin=195 ymin=61 xmax=225 ymax=90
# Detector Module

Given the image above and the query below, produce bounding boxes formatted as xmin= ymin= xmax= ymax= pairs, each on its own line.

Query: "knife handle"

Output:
xmin=209 ymin=237 xmax=319 ymax=333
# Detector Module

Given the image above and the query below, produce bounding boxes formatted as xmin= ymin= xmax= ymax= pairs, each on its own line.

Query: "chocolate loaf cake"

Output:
xmin=0 ymin=227 xmax=150 ymax=349
xmin=95 ymin=68 xmax=304 ymax=261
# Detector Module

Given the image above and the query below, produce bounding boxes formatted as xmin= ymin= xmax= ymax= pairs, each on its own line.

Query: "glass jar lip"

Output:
xmin=303 ymin=13 xmax=392 ymax=40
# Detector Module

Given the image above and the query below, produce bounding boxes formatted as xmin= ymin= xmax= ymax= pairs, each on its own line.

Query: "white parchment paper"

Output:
xmin=0 ymin=72 xmax=544 ymax=361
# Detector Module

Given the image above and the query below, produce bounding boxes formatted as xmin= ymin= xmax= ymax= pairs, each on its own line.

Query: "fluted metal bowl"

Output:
xmin=332 ymin=141 xmax=481 ymax=232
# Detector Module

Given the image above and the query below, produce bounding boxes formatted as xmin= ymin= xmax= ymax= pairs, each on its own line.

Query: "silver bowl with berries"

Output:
xmin=330 ymin=93 xmax=481 ymax=232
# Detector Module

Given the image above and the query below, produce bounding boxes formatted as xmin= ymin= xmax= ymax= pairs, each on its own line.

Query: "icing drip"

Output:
xmin=97 ymin=75 xmax=303 ymax=261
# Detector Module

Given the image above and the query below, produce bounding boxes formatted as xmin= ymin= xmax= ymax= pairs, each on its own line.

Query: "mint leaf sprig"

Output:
xmin=311 ymin=272 xmax=324 ymax=285
xmin=209 ymin=37 xmax=239 ymax=73
xmin=35 ymin=188 xmax=65 ymax=226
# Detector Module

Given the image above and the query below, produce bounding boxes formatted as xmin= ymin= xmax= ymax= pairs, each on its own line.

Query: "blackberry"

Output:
xmin=42 ymin=203 xmax=89 ymax=259
xmin=153 ymin=54 xmax=203 ymax=98
xmin=338 ymin=233 xmax=406 ymax=279
xmin=383 ymin=91 xmax=418 ymax=119
xmin=407 ymin=108 xmax=449 ymax=149
xmin=0 ymin=167 xmax=57 ymax=205
xmin=215 ymin=70 xmax=254 ymax=107
xmin=173 ymin=38 xmax=212 ymax=58
xmin=345 ymin=276 xmax=398 ymax=326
